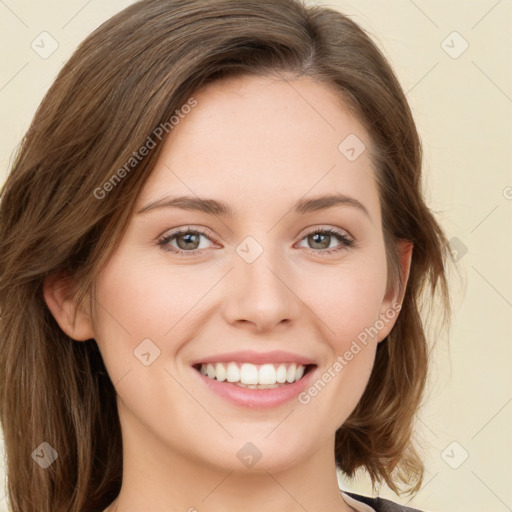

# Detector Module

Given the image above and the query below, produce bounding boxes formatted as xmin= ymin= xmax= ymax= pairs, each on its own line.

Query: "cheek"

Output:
xmin=93 ymin=253 xmax=213 ymax=337
xmin=300 ymin=257 xmax=388 ymax=350
xmin=90 ymin=254 xmax=166 ymax=377
xmin=295 ymin=262 xmax=387 ymax=429
xmin=90 ymin=250 xmax=224 ymax=379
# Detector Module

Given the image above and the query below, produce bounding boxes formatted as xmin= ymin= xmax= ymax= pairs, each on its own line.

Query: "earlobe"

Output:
xmin=377 ymin=241 xmax=414 ymax=342
xmin=43 ymin=271 xmax=94 ymax=342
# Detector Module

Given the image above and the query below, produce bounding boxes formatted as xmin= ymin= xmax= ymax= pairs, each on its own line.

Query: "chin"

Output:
xmin=194 ymin=432 xmax=312 ymax=475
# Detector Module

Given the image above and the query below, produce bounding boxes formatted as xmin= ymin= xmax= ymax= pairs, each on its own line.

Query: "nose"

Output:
xmin=221 ymin=243 xmax=293 ymax=333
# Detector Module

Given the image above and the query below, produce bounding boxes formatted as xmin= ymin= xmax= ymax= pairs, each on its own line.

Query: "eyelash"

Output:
xmin=157 ymin=226 xmax=354 ymax=257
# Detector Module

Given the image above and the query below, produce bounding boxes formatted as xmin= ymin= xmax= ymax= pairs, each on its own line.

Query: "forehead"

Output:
xmin=136 ymin=74 xmax=380 ymax=223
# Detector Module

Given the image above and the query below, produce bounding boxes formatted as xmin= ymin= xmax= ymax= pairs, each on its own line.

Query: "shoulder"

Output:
xmin=344 ymin=491 xmax=426 ymax=512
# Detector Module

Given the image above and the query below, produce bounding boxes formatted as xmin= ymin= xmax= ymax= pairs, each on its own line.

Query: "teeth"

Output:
xmin=198 ymin=362 xmax=307 ymax=385
xmin=276 ymin=364 xmax=287 ymax=383
xmin=215 ymin=362 xmax=227 ymax=382
xmin=240 ymin=363 xmax=259 ymax=385
xmin=235 ymin=382 xmax=280 ymax=389
xmin=226 ymin=362 xmax=240 ymax=383
xmin=259 ymin=364 xmax=276 ymax=385
xmin=286 ymin=363 xmax=297 ymax=383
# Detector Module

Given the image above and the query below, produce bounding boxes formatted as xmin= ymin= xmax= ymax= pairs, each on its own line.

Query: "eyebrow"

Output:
xmin=137 ymin=193 xmax=370 ymax=219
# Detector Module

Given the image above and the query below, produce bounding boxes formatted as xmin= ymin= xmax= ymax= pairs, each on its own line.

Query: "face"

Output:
xmin=86 ymin=74 xmax=403 ymax=474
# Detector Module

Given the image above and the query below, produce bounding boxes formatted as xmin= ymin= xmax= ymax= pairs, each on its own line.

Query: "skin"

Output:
xmin=44 ymin=73 xmax=412 ymax=512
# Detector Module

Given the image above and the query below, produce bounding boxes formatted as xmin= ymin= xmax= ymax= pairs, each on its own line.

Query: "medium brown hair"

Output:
xmin=0 ymin=0 xmax=452 ymax=510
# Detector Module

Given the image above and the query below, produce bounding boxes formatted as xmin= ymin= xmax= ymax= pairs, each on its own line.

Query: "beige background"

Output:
xmin=1 ymin=1 xmax=511 ymax=511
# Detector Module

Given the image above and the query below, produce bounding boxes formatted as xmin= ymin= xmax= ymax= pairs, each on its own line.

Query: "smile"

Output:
xmin=192 ymin=354 xmax=317 ymax=408
xmin=196 ymin=362 xmax=309 ymax=388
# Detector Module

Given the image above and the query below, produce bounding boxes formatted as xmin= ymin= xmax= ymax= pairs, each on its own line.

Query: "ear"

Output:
xmin=377 ymin=240 xmax=413 ymax=342
xmin=43 ymin=271 xmax=95 ymax=342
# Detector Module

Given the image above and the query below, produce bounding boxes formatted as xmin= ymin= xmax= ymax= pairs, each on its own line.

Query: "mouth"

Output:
xmin=190 ymin=350 xmax=318 ymax=408
xmin=192 ymin=361 xmax=315 ymax=389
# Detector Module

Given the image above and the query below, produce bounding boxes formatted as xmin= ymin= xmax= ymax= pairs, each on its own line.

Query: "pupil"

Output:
xmin=178 ymin=233 xmax=199 ymax=250
xmin=310 ymin=233 xmax=329 ymax=249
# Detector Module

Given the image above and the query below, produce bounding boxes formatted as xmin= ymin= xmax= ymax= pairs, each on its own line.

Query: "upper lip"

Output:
xmin=191 ymin=350 xmax=316 ymax=366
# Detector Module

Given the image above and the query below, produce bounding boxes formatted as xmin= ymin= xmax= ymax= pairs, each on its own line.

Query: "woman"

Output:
xmin=0 ymin=0 xmax=451 ymax=511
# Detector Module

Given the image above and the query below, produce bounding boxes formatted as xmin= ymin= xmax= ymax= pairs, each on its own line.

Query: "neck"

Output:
xmin=107 ymin=409 xmax=354 ymax=512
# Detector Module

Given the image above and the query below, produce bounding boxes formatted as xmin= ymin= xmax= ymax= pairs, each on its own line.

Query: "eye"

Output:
xmin=296 ymin=227 xmax=354 ymax=256
xmin=157 ymin=226 xmax=355 ymax=257
xmin=157 ymin=227 xmax=217 ymax=257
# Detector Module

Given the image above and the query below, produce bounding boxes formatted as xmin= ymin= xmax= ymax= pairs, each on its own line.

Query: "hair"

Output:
xmin=0 ymin=0 xmax=453 ymax=510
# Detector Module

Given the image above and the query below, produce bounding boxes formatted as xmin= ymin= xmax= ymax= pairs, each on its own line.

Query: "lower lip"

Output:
xmin=194 ymin=367 xmax=316 ymax=409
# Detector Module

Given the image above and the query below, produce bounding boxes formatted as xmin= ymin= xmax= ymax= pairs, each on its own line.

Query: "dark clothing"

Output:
xmin=345 ymin=491 xmax=424 ymax=512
